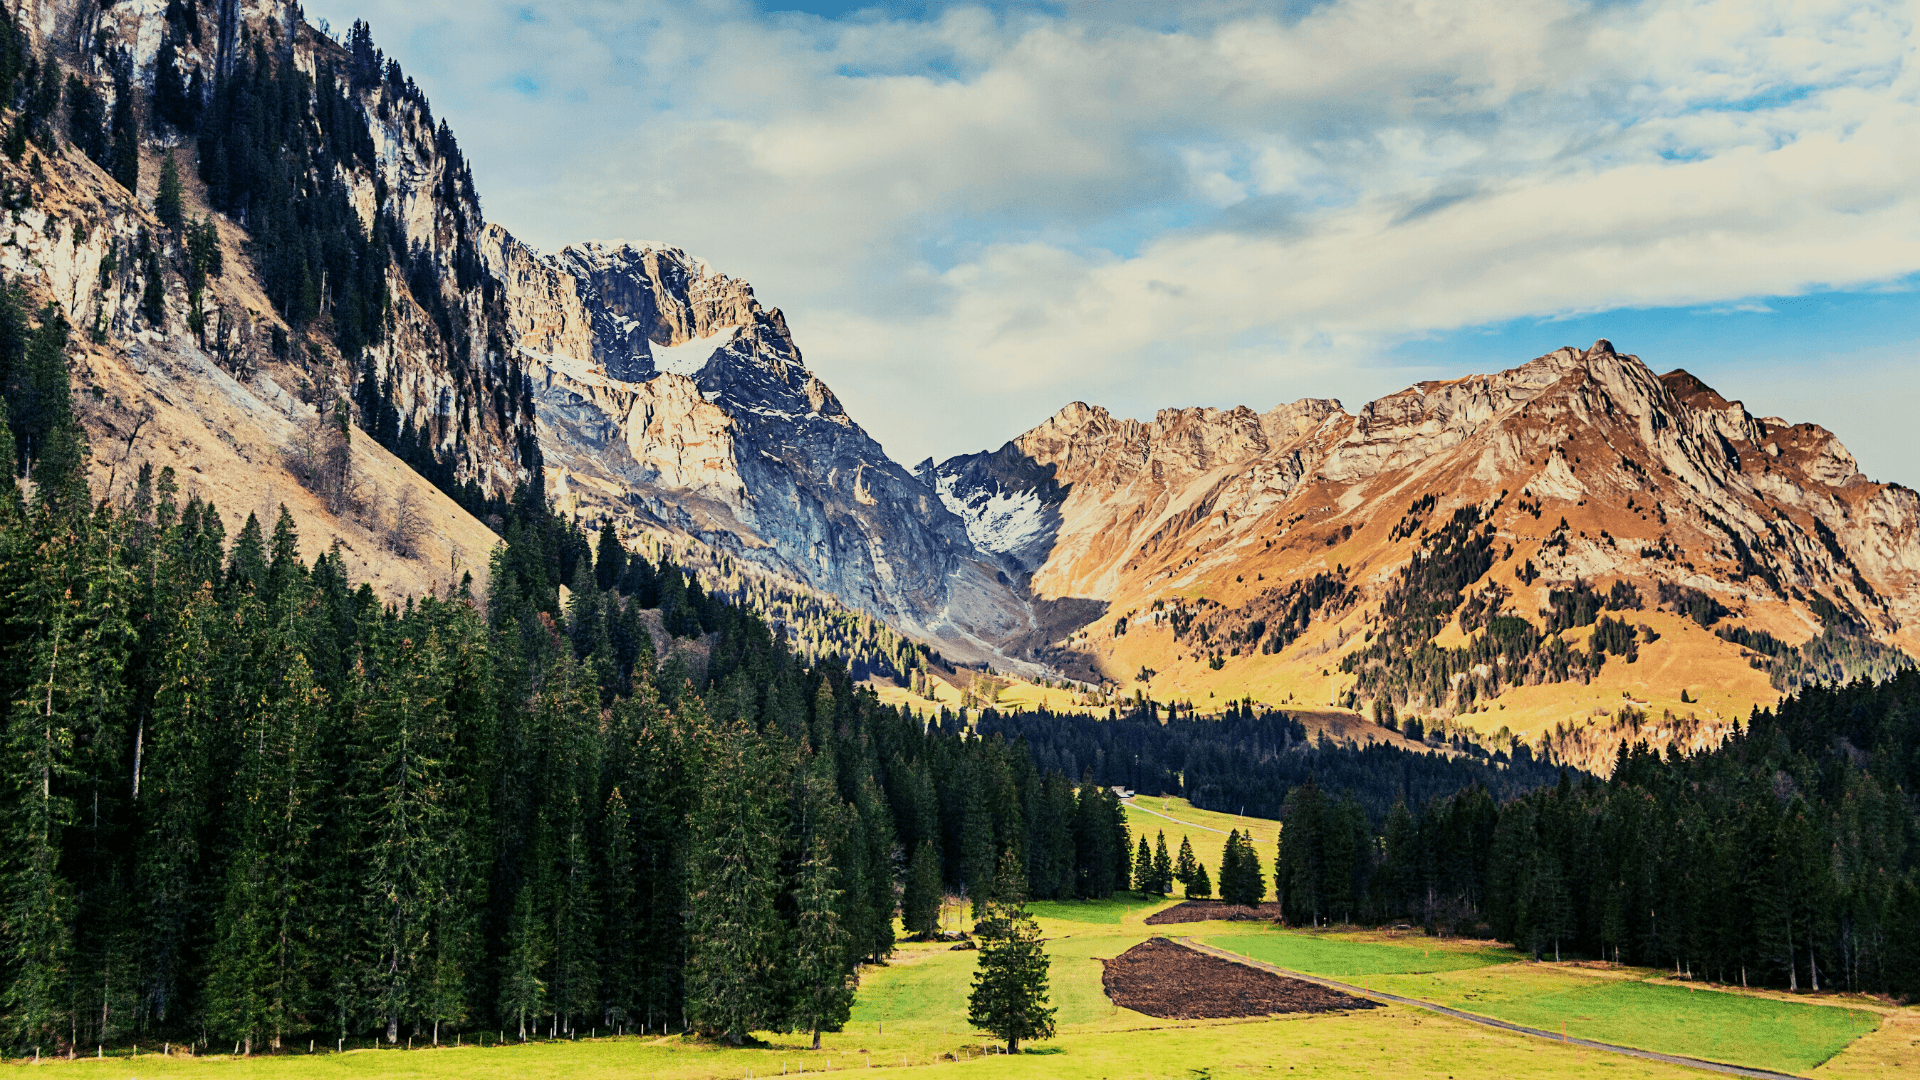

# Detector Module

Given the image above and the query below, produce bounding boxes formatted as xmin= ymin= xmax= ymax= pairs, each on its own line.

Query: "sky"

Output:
xmin=304 ymin=0 xmax=1920 ymax=484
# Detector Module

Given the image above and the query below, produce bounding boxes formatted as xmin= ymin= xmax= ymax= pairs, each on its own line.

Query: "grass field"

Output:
xmin=1200 ymin=928 xmax=1882 ymax=1074
xmin=1201 ymin=931 xmax=1514 ymax=976
xmin=7 ymin=899 xmax=1901 ymax=1078
xmin=1122 ymin=795 xmax=1280 ymax=877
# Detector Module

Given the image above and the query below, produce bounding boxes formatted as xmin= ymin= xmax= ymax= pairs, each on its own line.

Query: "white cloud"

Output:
xmin=305 ymin=0 xmax=1920 ymax=472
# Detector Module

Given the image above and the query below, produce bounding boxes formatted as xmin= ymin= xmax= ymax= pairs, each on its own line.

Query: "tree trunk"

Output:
xmin=1008 ymin=1036 xmax=1019 ymax=1054
xmin=812 ymin=1027 xmax=821 ymax=1050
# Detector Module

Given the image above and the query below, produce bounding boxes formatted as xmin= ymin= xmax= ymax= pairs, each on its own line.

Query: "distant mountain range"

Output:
xmin=19 ymin=0 xmax=1917 ymax=766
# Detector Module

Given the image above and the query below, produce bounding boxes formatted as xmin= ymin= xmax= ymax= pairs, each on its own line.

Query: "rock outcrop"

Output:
xmin=487 ymin=232 xmax=1033 ymax=665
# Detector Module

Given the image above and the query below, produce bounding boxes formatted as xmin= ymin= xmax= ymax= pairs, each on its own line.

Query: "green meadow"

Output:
xmin=10 ymin=899 xmax=1900 ymax=1079
xmin=1195 ymin=928 xmax=1883 ymax=1075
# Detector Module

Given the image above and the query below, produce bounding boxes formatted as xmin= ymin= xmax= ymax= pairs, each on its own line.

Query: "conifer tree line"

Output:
xmin=1272 ymin=680 xmax=1920 ymax=995
xmin=976 ymin=704 xmax=1566 ymax=823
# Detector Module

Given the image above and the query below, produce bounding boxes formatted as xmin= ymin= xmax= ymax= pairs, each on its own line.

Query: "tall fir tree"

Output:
xmin=789 ymin=831 xmax=854 ymax=1049
xmin=967 ymin=850 xmax=1054 ymax=1053
xmin=903 ymin=840 xmax=942 ymax=938
xmin=683 ymin=710 xmax=783 ymax=1044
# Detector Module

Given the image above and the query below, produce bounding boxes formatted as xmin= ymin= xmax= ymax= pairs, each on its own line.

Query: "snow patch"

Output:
xmin=652 ymin=327 xmax=738 ymax=377
xmin=935 ymin=472 xmax=1049 ymax=556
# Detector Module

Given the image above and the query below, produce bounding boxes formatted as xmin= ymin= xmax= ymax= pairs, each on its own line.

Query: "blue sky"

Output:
xmin=307 ymin=0 xmax=1920 ymax=483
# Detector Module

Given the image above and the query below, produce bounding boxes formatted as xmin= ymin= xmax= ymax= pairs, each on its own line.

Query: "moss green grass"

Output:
xmin=1200 ymin=931 xmax=1515 ymax=975
xmin=1202 ymin=929 xmax=1880 ymax=1074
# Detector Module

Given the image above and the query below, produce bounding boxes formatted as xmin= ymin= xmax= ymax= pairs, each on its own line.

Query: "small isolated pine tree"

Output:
xmin=902 ymin=840 xmax=941 ymax=939
xmin=1133 ymin=835 xmax=1153 ymax=898
xmin=968 ymin=852 xmax=1054 ymax=1053
xmin=155 ymin=152 xmax=185 ymax=232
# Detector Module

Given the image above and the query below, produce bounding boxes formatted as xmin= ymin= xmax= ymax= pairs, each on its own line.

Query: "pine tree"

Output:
xmin=1133 ymin=835 xmax=1154 ymax=898
xmin=1187 ymin=860 xmax=1212 ymax=900
xmin=1152 ymin=832 xmax=1173 ymax=895
xmin=903 ymin=839 xmax=942 ymax=938
xmin=1174 ymin=834 xmax=1197 ymax=891
xmin=155 ymin=152 xmax=185 ymax=233
xmin=790 ymin=831 xmax=854 ymax=1049
xmin=684 ymin=710 xmax=783 ymax=1044
xmin=967 ymin=851 xmax=1054 ymax=1053
xmin=206 ymin=648 xmax=323 ymax=1053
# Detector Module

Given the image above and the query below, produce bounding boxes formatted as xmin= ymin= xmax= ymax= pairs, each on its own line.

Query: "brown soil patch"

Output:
xmin=1100 ymin=938 xmax=1380 ymax=1019
xmin=1145 ymin=900 xmax=1284 ymax=924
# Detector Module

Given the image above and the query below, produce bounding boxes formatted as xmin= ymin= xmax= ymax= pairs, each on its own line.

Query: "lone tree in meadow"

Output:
xmin=968 ymin=851 xmax=1055 ymax=1053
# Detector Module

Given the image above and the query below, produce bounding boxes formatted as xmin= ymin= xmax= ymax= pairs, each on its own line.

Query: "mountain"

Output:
xmin=483 ymin=232 xmax=1033 ymax=664
xmin=8 ymin=0 xmax=1026 ymax=665
xmin=12 ymin=1 xmax=1915 ymax=768
xmin=930 ymin=341 xmax=1919 ymax=770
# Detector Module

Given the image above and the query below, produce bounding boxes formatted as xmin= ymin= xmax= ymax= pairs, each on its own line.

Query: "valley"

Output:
xmin=0 ymin=2 xmax=1913 ymax=1077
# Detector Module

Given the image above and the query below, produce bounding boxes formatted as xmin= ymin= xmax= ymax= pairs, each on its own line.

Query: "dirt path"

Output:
xmin=1174 ymin=938 xmax=1809 ymax=1080
xmin=1123 ymin=798 xmax=1233 ymax=834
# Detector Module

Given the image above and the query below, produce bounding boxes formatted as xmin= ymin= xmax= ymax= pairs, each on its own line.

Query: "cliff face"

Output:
xmin=487 ymin=232 xmax=1033 ymax=664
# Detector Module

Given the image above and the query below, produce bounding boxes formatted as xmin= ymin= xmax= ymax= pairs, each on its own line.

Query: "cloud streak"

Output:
xmin=307 ymin=0 xmax=1920 ymax=469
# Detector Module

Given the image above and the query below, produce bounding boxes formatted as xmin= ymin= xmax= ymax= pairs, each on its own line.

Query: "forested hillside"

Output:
xmin=975 ymin=704 xmax=1568 ymax=822
xmin=1272 ymin=674 xmax=1920 ymax=996
xmin=0 ymin=272 xmax=1141 ymax=1052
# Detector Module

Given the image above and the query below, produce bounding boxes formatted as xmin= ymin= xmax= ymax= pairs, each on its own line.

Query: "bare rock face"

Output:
xmin=488 ymin=233 xmax=1034 ymax=665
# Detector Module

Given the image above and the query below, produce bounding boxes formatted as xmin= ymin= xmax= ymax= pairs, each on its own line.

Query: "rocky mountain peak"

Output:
xmin=551 ymin=242 xmax=763 ymax=382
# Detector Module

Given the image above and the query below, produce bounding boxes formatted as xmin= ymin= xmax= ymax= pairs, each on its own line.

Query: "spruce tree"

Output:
xmin=1187 ymin=860 xmax=1212 ymax=900
xmin=1220 ymin=829 xmax=1265 ymax=907
xmin=1173 ymin=834 xmax=1197 ymax=892
xmin=903 ymin=839 xmax=942 ymax=938
xmin=599 ymin=785 xmax=639 ymax=1031
xmin=155 ymin=152 xmax=185 ymax=233
xmin=684 ymin=709 xmax=783 ymax=1044
xmin=967 ymin=851 xmax=1054 ymax=1053
xmin=594 ymin=522 xmax=625 ymax=591
xmin=1152 ymin=831 xmax=1173 ymax=895
xmin=358 ymin=624 xmax=458 ymax=1043
xmin=1133 ymin=835 xmax=1154 ymax=898
xmin=206 ymin=649 xmax=323 ymax=1053
xmin=497 ymin=888 xmax=548 ymax=1040
xmin=790 ymin=831 xmax=854 ymax=1049
xmin=134 ymin=582 xmax=222 ymax=1029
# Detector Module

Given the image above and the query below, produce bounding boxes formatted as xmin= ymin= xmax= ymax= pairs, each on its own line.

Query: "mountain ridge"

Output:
xmin=8 ymin=0 xmax=1912 ymax=768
